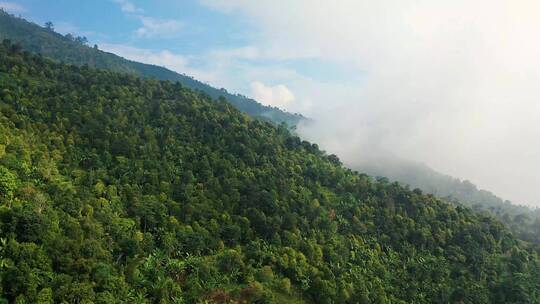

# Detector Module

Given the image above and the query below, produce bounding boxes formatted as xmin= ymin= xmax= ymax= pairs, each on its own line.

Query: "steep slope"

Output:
xmin=0 ymin=10 xmax=303 ymax=126
xmin=357 ymin=158 xmax=540 ymax=243
xmin=1 ymin=42 xmax=540 ymax=303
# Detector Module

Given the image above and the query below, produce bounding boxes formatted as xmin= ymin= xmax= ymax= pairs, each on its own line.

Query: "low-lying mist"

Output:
xmin=234 ymin=2 xmax=540 ymax=207
xmin=203 ymin=0 xmax=540 ymax=206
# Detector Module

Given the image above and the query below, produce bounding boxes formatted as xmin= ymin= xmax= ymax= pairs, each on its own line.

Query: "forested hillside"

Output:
xmin=3 ymin=8 xmax=538 ymax=250
xmin=358 ymin=159 xmax=540 ymax=244
xmin=0 ymin=10 xmax=303 ymax=126
xmin=1 ymin=41 xmax=540 ymax=303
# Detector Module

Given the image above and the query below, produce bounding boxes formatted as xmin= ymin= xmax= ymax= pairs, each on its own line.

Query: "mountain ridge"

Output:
xmin=354 ymin=157 xmax=540 ymax=243
xmin=0 ymin=9 xmax=303 ymax=127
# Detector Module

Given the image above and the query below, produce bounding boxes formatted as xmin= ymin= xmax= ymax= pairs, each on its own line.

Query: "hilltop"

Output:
xmin=0 ymin=10 xmax=303 ymax=126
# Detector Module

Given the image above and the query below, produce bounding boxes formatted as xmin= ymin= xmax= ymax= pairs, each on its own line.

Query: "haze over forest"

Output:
xmin=195 ymin=1 xmax=540 ymax=208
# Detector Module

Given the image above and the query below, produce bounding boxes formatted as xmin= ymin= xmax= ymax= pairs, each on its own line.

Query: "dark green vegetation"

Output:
xmin=1 ymin=41 xmax=540 ymax=304
xmin=0 ymin=10 xmax=303 ymax=126
xmin=359 ymin=159 xmax=540 ymax=244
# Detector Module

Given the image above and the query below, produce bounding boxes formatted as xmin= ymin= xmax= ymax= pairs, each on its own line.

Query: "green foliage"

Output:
xmin=0 ymin=166 xmax=16 ymax=204
xmin=0 ymin=10 xmax=303 ymax=127
xmin=0 ymin=41 xmax=539 ymax=303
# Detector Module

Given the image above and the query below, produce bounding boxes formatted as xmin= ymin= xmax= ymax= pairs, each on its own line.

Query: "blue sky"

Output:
xmin=9 ymin=0 xmax=250 ymax=53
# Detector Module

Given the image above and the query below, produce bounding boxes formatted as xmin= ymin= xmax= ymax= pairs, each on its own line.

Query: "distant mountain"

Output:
xmin=356 ymin=157 xmax=540 ymax=243
xmin=0 ymin=10 xmax=303 ymax=126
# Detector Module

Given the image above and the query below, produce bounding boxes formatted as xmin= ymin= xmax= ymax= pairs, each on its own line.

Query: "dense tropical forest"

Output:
xmin=3 ymin=9 xmax=540 ymax=250
xmin=1 ymin=40 xmax=540 ymax=303
xmin=0 ymin=10 xmax=303 ymax=126
xmin=358 ymin=158 xmax=540 ymax=244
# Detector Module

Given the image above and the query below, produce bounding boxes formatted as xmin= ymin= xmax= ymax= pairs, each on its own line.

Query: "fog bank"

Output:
xmin=204 ymin=0 xmax=540 ymax=206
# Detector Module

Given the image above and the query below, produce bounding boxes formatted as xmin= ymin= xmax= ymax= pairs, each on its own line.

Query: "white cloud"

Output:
xmin=100 ymin=43 xmax=188 ymax=71
xmin=0 ymin=1 xmax=25 ymax=13
xmin=99 ymin=43 xmax=221 ymax=85
xmin=135 ymin=16 xmax=184 ymax=38
xmin=207 ymin=45 xmax=320 ymax=62
xmin=112 ymin=0 xmax=142 ymax=13
xmin=112 ymin=0 xmax=183 ymax=39
xmin=250 ymin=81 xmax=295 ymax=109
xmin=201 ymin=0 xmax=540 ymax=206
xmin=209 ymin=46 xmax=261 ymax=61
